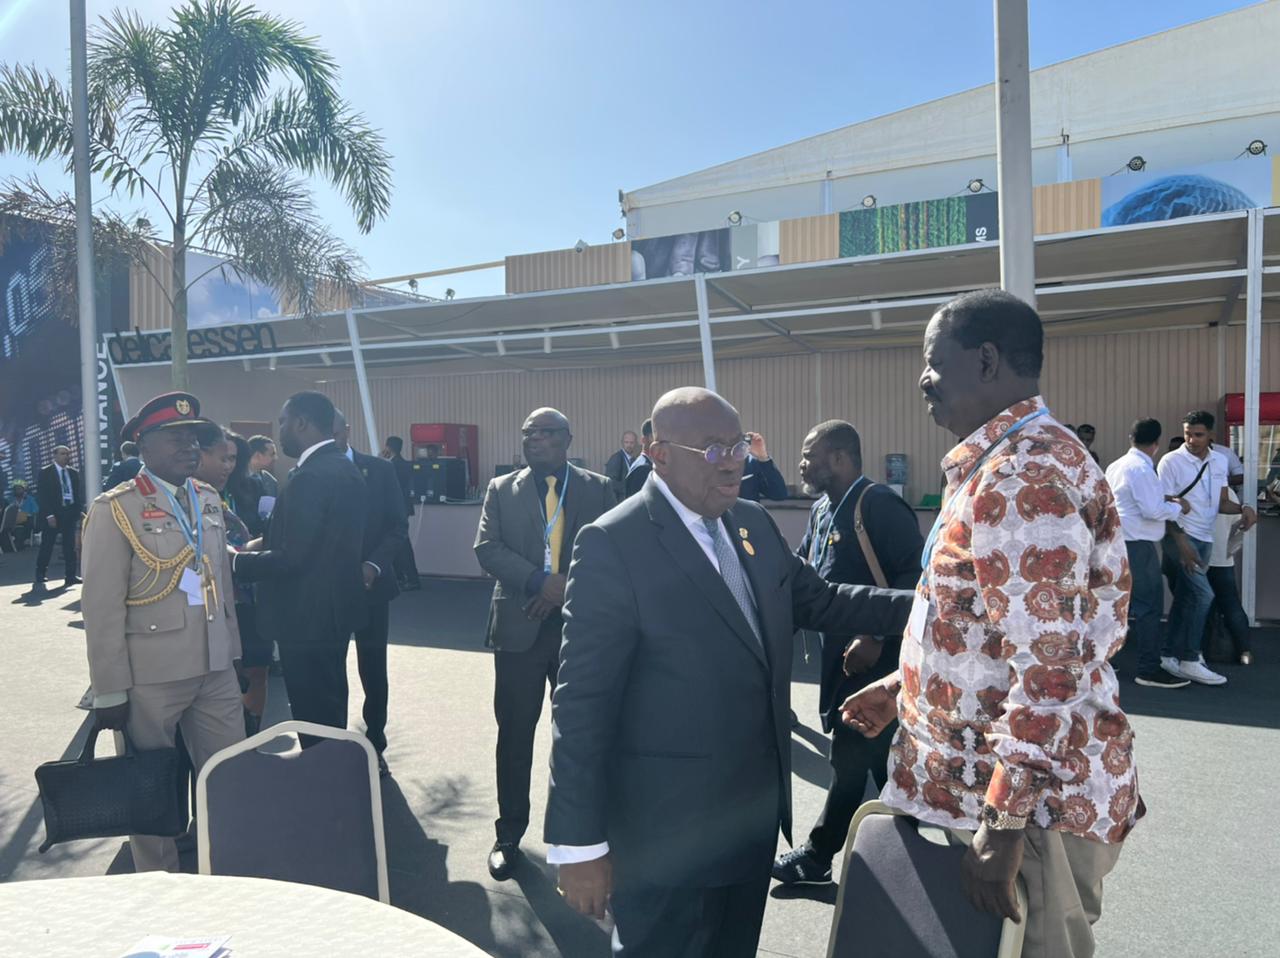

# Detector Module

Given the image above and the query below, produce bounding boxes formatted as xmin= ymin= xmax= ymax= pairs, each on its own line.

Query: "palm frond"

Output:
xmin=0 ymin=64 xmax=74 ymax=161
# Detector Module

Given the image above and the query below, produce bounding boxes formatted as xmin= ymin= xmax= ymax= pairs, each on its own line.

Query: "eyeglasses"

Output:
xmin=658 ymin=438 xmax=750 ymax=464
xmin=521 ymin=426 xmax=568 ymax=440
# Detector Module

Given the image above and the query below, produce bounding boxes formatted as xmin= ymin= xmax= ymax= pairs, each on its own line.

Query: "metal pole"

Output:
xmin=1241 ymin=208 xmax=1262 ymax=624
xmin=345 ymin=308 xmax=380 ymax=453
xmin=694 ymin=274 xmax=716 ymax=391
xmin=994 ymin=0 xmax=1036 ymax=306
xmin=70 ymin=0 xmax=101 ymax=493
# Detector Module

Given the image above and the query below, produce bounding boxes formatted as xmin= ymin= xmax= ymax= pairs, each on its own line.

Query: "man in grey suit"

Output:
xmin=546 ymin=388 xmax=913 ymax=956
xmin=474 ymin=407 xmax=619 ymax=881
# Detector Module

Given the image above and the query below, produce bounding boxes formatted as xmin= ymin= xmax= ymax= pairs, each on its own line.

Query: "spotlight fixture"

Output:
xmin=1127 ymin=155 xmax=1146 ymax=171
xmin=727 ymin=210 xmax=743 ymax=226
xmin=320 ymin=351 xmax=333 ymax=366
xmin=609 ymin=331 xmax=621 ymax=350
xmin=861 ymin=194 xmax=876 ymax=209
xmin=543 ymin=332 xmax=552 ymax=354
xmin=612 ymin=227 xmax=625 ymax=240
xmin=574 ymin=239 xmax=588 ymax=253
xmin=1247 ymin=139 xmax=1267 ymax=156
xmin=268 ymin=355 xmax=277 ymax=371
xmin=496 ymin=334 xmax=506 ymax=356
xmin=967 ymin=178 xmax=984 ymax=193
xmin=407 ymin=277 xmax=419 ymax=293
xmin=241 ymin=358 xmax=251 ymax=372
xmin=445 ymin=288 xmax=455 ymax=301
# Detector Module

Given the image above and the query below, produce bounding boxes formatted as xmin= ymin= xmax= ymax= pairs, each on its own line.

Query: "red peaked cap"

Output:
xmin=121 ymin=392 xmax=214 ymax=444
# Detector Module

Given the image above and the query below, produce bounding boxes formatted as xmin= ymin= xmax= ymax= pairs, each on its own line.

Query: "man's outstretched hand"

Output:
xmin=840 ymin=672 xmax=900 ymax=737
xmin=559 ymin=854 xmax=613 ymax=920
xmin=960 ymin=825 xmax=1023 ymax=923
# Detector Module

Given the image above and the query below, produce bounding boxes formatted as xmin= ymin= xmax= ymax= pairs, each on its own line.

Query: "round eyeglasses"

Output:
xmin=658 ymin=438 xmax=750 ymax=464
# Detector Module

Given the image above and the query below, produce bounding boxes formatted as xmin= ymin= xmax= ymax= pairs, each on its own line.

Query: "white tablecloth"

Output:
xmin=0 ymin=872 xmax=490 ymax=957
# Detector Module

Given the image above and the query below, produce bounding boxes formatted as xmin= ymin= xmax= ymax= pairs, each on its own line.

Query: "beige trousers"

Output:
xmin=948 ymin=826 xmax=1123 ymax=958
xmin=118 ymin=668 xmax=244 ymax=872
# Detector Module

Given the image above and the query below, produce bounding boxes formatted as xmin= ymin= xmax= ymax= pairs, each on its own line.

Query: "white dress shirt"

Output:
xmin=295 ymin=438 xmax=335 ymax=467
xmin=546 ymin=472 xmax=727 ymax=867
xmin=1104 ymin=448 xmax=1182 ymax=542
xmin=625 ymin=452 xmax=649 ymax=475
xmin=1158 ymin=445 xmax=1227 ymax=542
xmin=1215 ymin=443 xmax=1244 ymax=480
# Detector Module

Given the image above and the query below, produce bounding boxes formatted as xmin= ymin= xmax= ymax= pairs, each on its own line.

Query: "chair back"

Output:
xmin=196 ymin=721 xmax=389 ymax=903
xmin=827 ymin=801 xmax=1026 ymax=958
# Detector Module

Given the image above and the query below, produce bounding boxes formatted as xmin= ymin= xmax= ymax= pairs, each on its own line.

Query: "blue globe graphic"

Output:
xmin=1102 ymin=174 xmax=1257 ymax=227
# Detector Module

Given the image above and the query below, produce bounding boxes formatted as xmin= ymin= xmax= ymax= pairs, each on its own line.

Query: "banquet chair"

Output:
xmin=826 ymin=801 xmax=1027 ymax=958
xmin=196 ymin=721 xmax=389 ymax=903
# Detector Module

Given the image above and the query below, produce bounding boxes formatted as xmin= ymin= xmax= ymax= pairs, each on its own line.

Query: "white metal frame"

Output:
xmin=827 ymin=800 xmax=1028 ymax=958
xmin=194 ymin=721 xmax=389 ymax=904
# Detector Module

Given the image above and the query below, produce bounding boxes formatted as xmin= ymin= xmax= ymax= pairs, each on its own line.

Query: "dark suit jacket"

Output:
xmin=233 ymin=442 xmax=368 ymax=644
xmin=739 ymin=455 xmax=788 ymax=501
xmin=622 ymin=457 xmax=651 ymax=498
xmin=797 ymin=479 xmax=924 ymax=730
xmin=351 ymin=449 xmax=409 ymax=606
xmin=544 ymin=480 xmax=913 ymax=888
xmin=603 ymin=449 xmax=632 ymax=486
xmin=474 ymin=463 xmax=619 ymax=653
xmin=390 ymin=454 xmax=415 ymax=515
xmin=103 ymin=457 xmax=142 ymax=490
xmin=36 ymin=463 xmax=83 ymax=529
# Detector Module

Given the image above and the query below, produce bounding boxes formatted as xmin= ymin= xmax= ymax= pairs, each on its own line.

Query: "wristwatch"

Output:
xmin=980 ymin=803 xmax=1028 ymax=831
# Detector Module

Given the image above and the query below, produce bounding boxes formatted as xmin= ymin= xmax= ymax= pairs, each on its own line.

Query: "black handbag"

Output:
xmin=33 ymin=726 xmax=189 ymax=853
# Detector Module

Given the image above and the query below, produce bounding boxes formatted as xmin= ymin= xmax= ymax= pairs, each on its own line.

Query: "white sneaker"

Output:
xmin=1178 ymin=657 xmax=1227 ymax=686
xmin=1160 ymin=656 xmax=1186 ymax=679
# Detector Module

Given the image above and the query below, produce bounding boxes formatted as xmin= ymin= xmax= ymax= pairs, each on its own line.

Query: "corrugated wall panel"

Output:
xmin=316 ymin=322 xmax=1277 ymax=503
xmin=504 ymin=243 xmax=631 ymax=294
xmin=129 ymin=244 xmax=175 ymax=331
xmin=1033 ymin=179 xmax=1101 ymax=235
xmin=779 ymin=214 xmax=839 ymax=265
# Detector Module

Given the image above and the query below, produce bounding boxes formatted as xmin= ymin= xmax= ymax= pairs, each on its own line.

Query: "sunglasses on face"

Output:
xmin=521 ymin=426 xmax=568 ymax=440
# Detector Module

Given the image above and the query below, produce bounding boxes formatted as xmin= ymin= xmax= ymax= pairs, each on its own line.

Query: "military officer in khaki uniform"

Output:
xmin=82 ymin=392 xmax=244 ymax=872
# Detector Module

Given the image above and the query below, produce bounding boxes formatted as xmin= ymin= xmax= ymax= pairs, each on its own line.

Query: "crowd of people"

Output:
xmin=28 ymin=288 xmax=1268 ymax=957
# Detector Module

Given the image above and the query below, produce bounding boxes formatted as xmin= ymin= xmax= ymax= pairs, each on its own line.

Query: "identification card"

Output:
xmin=905 ymin=591 xmax=929 ymax=646
xmin=179 ymin=567 xmax=204 ymax=606
xmin=543 ymin=544 xmax=553 ymax=573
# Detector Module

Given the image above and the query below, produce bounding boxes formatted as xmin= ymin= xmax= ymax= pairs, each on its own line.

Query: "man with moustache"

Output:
xmin=843 ymin=290 xmax=1137 ymax=958
xmin=474 ymin=407 xmax=618 ymax=880
xmin=547 ymin=387 xmax=913 ymax=956
xmin=772 ymin=419 xmax=923 ymax=886
xmin=81 ymin=392 xmax=243 ymax=871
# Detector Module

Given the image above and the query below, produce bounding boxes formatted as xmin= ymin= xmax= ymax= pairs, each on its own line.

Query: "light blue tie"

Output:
xmin=702 ymin=517 xmax=763 ymax=650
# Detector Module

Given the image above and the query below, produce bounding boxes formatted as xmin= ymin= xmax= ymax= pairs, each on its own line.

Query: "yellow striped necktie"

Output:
xmin=544 ymin=474 xmax=564 ymax=574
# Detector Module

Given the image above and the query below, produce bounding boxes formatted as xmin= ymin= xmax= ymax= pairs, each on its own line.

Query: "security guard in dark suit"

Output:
xmin=474 ymin=406 xmax=619 ymax=880
xmin=773 ymin=420 xmax=924 ymax=885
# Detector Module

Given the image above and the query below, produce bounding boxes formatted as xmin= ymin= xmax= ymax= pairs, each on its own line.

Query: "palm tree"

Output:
xmin=0 ymin=0 xmax=392 ymax=387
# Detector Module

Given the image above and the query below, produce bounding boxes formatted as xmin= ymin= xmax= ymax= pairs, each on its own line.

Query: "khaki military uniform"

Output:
xmin=81 ymin=472 xmax=244 ymax=872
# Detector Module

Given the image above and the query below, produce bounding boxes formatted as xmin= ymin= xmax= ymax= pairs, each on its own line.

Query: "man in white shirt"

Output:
xmin=1105 ymin=419 xmax=1190 ymax=688
xmin=1156 ymin=410 xmax=1256 ymax=685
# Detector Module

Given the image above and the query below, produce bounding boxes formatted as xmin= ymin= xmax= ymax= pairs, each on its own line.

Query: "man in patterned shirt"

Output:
xmin=843 ymin=290 xmax=1138 ymax=958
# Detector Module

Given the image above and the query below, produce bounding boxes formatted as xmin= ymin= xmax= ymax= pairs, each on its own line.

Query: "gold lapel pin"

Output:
xmin=738 ymin=527 xmax=749 ymax=539
xmin=742 ymin=540 xmax=756 ymax=556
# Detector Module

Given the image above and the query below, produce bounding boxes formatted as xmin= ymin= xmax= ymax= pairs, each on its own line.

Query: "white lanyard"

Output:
xmin=807 ymin=477 xmax=865 ymax=570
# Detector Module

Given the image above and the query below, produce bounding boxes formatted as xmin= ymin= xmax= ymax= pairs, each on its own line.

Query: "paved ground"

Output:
xmin=2 ymin=545 xmax=1277 ymax=957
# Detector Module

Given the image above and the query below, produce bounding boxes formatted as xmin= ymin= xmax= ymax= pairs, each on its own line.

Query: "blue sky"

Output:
xmin=0 ymin=0 xmax=1261 ymax=299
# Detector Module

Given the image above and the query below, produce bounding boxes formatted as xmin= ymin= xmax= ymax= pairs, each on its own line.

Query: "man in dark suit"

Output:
xmin=604 ymin=430 xmax=642 ymax=488
xmin=103 ymin=441 xmax=142 ymax=489
xmin=622 ymin=419 xmax=654 ymax=498
xmin=738 ymin=431 xmax=789 ymax=501
xmin=548 ymin=388 xmax=913 ymax=956
xmin=232 ymin=392 xmax=367 ymax=737
xmin=381 ymin=435 xmax=422 ymax=591
xmin=773 ymin=420 xmax=924 ymax=886
xmin=332 ymin=412 xmax=408 ymax=776
xmin=33 ymin=444 xmax=84 ymax=592
xmin=474 ymin=406 xmax=619 ymax=881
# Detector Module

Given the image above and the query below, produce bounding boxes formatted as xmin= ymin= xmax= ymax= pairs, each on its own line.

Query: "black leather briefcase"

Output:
xmin=34 ymin=726 xmax=189 ymax=853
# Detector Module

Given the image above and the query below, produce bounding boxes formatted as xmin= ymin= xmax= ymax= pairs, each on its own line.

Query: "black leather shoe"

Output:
xmin=64 ymin=576 xmax=81 ymax=586
xmin=487 ymin=841 xmax=520 ymax=881
xmin=377 ymin=754 xmax=390 ymax=778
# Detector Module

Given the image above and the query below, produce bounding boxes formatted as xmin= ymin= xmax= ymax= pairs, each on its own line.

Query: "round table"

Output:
xmin=0 ymin=872 xmax=491 ymax=957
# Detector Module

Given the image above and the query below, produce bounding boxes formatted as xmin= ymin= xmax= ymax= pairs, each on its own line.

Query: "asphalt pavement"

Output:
xmin=1 ymin=547 xmax=1276 ymax=957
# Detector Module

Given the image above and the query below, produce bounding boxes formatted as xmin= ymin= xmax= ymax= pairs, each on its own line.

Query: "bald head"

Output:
xmin=650 ymin=387 xmax=745 ymax=518
xmin=521 ymin=406 xmax=573 ymax=473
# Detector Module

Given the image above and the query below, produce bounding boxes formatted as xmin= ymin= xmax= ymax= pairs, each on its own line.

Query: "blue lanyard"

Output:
xmin=540 ymin=467 xmax=569 ymax=545
xmin=147 ymin=470 xmax=204 ymax=571
xmin=920 ymin=409 xmax=1047 ymax=581
xmin=808 ymin=476 xmax=865 ymax=570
